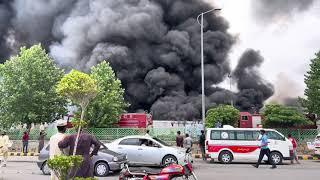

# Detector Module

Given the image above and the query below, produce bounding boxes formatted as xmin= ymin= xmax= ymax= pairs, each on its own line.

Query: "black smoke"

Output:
xmin=233 ymin=49 xmax=274 ymax=112
xmin=251 ymin=0 xmax=317 ymax=24
xmin=0 ymin=0 xmax=273 ymax=120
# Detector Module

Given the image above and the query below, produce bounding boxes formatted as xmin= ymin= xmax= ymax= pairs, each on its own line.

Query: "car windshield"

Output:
xmin=153 ymin=137 xmax=170 ymax=146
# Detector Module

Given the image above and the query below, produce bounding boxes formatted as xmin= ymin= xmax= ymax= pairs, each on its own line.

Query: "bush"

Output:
xmin=47 ymin=155 xmax=83 ymax=180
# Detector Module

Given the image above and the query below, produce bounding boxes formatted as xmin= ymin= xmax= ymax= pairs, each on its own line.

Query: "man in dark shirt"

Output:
xmin=176 ymin=131 xmax=184 ymax=147
xmin=199 ymin=130 xmax=206 ymax=161
xmin=58 ymin=130 xmax=101 ymax=178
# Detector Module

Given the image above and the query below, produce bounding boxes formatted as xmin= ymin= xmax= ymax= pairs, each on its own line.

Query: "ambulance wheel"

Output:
xmin=218 ymin=151 xmax=233 ymax=164
xmin=270 ymin=152 xmax=283 ymax=165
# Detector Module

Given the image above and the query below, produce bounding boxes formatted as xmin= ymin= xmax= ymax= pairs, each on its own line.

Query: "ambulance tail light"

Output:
xmin=206 ymin=140 xmax=208 ymax=150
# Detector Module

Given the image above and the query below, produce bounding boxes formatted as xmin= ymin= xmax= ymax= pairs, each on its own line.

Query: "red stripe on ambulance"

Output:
xmin=208 ymin=145 xmax=259 ymax=153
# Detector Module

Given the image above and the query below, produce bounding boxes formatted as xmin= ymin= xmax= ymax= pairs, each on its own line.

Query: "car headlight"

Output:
xmin=113 ymin=157 xmax=119 ymax=162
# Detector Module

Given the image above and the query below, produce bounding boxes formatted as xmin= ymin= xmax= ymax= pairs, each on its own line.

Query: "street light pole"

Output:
xmin=228 ymin=74 xmax=233 ymax=106
xmin=197 ymin=8 xmax=221 ymax=126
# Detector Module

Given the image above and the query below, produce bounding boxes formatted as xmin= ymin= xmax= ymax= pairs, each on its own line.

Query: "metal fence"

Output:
xmin=6 ymin=127 xmax=320 ymax=144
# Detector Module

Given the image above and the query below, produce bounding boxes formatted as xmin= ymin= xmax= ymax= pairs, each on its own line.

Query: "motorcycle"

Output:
xmin=119 ymin=148 xmax=198 ymax=180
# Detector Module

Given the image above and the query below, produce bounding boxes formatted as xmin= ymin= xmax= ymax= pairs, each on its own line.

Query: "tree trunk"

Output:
xmin=73 ymin=105 xmax=86 ymax=156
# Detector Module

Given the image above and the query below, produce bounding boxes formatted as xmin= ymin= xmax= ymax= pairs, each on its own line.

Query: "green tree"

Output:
xmin=304 ymin=51 xmax=320 ymax=116
xmin=206 ymin=105 xmax=240 ymax=128
xmin=56 ymin=70 xmax=98 ymax=155
xmin=0 ymin=45 xmax=67 ymax=128
xmin=86 ymin=61 xmax=128 ymax=127
xmin=262 ymin=104 xmax=312 ymax=128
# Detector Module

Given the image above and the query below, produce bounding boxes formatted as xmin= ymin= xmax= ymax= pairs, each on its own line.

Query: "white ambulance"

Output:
xmin=206 ymin=127 xmax=293 ymax=164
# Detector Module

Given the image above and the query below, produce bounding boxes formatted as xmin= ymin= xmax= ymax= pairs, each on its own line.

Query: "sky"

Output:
xmin=207 ymin=0 xmax=320 ymax=102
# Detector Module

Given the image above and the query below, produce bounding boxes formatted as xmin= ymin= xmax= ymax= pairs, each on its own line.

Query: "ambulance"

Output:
xmin=206 ymin=127 xmax=293 ymax=164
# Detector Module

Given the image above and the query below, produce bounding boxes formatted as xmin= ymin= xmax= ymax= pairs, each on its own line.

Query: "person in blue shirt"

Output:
xmin=253 ymin=129 xmax=277 ymax=169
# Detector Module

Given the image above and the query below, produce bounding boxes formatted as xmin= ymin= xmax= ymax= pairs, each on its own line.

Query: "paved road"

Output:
xmin=1 ymin=160 xmax=319 ymax=180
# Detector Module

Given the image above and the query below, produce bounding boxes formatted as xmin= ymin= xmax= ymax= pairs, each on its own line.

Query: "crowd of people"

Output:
xmin=175 ymin=130 xmax=207 ymax=161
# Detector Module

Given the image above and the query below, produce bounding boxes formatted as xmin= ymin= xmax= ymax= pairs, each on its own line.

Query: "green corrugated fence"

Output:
xmin=5 ymin=127 xmax=320 ymax=144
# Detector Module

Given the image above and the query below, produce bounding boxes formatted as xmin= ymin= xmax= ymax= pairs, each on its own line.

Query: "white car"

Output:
xmin=105 ymin=135 xmax=186 ymax=166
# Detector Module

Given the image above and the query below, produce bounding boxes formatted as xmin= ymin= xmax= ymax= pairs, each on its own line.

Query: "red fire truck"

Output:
xmin=118 ymin=113 xmax=152 ymax=128
xmin=239 ymin=112 xmax=262 ymax=128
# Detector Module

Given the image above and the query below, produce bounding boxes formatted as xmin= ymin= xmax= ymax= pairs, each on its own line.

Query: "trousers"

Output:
xmin=256 ymin=148 xmax=276 ymax=167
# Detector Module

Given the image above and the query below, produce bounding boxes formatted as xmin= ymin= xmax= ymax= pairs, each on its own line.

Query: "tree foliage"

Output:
xmin=56 ymin=70 xmax=98 ymax=110
xmin=86 ymin=61 xmax=128 ymax=127
xmin=0 ymin=45 xmax=67 ymax=128
xmin=262 ymin=104 xmax=312 ymax=128
xmin=206 ymin=105 xmax=240 ymax=128
xmin=303 ymin=51 xmax=320 ymax=116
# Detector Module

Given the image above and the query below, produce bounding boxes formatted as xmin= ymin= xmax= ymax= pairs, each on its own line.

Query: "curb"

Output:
xmin=0 ymin=152 xmax=39 ymax=156
xmin=298 ymin=155 xmax=319 ymax=160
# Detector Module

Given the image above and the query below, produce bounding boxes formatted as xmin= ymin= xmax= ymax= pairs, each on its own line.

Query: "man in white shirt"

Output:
xmin=49 ymin=120 xmax=69 ymax=180
xmin=0 ymin=131 xmax=10 ymax=167
xmin=39 ymin=123 xmax=45 ymax=131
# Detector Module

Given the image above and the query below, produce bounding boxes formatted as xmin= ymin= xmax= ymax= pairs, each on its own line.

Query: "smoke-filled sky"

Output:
xmin=0 ymin=0 xmax=319 ymax=120
xmin=212 ymin=0 xmax=320 ymax=103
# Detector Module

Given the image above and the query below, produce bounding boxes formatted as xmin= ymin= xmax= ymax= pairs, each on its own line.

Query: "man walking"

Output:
xmin=253 ymin=129 xmax=276 ymax=169
xmin=176 ymin=131 xmax=183 ymax=147
xmin=288 ymin=134 xmax=300 ymax=164
xmin=49 ymin=119 xmax=69 ymax=180
xmin=199 ymin=130 xmax=206 ymax=161
xmin=0 ymin=131 xmax=10 ymax=167
xmin=58 ymin=129 xmax=100 ymax=178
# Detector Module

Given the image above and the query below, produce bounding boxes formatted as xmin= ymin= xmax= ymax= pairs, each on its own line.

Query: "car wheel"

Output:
xmin=270 ymin=152 xmax=283 ymax=165
xmin=162 ymin=155 xmax=178 ymax=166
xmin=218 ymin=151 xmax=233 ymax=164
xmin=95 ymin=161 xmax=110 ymax=177
xmin=41 ymin=161 xmax=51 ymax=175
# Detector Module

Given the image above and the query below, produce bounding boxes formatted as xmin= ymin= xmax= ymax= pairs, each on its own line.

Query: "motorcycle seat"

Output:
xmin=130 ymin=167 xmax=161 ymax=175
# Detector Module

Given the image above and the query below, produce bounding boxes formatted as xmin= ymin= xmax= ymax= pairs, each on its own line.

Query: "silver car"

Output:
xmin=106 ymin=135 xmax=186 ymax=166
xmin=37 ymin=143 xmax=127 ymax=177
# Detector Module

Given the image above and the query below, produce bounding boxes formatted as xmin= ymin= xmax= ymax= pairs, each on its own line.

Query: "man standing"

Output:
xmin=22 ymin=131 xmax=29 ymax=153
xmin=58 ymin=129 xmax=100 ymax=178
xmin=49 ymin=119 xmax=68 ymax=180
xmin=253 ymin=129 xmax=276 ymax=169
xmin=288 ymin=134 xmax=300 ymax=164
xmin=176 ymin=131 xmax=183 ymax=147
xmin=0 ymin=131 xmax=10 ymax=167
xmin=184 ymin=133 xmax=193 ymax=150
xmin=199 ymin=130 xmax=206 ymax=161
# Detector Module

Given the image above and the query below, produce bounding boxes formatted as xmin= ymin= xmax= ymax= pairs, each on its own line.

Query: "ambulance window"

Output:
xmin=228 ymin=131 xmax=236 ymax=140
xmin=266 ymin=131 xmax=284 ymax=140
xmin=244 ymin=131 xmax=255 ymax=140
xmin=211 ymin=131 xmax=221 ymax=140
xmin=236 ymin=131 xmax=245 ymax=140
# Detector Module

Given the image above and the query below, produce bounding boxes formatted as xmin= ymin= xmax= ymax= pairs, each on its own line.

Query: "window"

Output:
xmin=242 ymin=116 xmax=248 ymax=120
xmin=119 ymin=138 xmax=140 ymax=146
xmin=266 ymin=131 xmax=284 ymax=140
xmin=211 ymin=131 xmax=221 ymax=140
xmin=210 ymin=130 xmax=236 ymax=140
xmin=236 ymin=131 xmax=245 ymax=140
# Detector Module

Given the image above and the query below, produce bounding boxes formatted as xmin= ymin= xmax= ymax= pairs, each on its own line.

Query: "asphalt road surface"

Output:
xmin=1 ymin=160 xmax=319 ymax=180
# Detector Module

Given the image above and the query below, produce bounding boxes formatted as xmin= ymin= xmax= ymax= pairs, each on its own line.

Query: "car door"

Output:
xmin=138 ymin=138 xmax=163 ymax=165
xmin=117 ymin=138 xmax=140 ymax=163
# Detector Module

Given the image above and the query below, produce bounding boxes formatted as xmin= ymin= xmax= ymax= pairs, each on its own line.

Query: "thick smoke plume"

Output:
xmin=251 ymin=0 xmax=317 ymax=24
xmin=0 ymin=0 xmax=273 ymax=120
xmin=233 ymin=49 xmax=274 ymax=112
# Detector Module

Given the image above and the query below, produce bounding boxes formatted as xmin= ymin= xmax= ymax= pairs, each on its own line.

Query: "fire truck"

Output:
xmin=238 ymin=112 xmax=262 ymax=128
xmin=118 ymin=113 xmax=152 ymax=128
